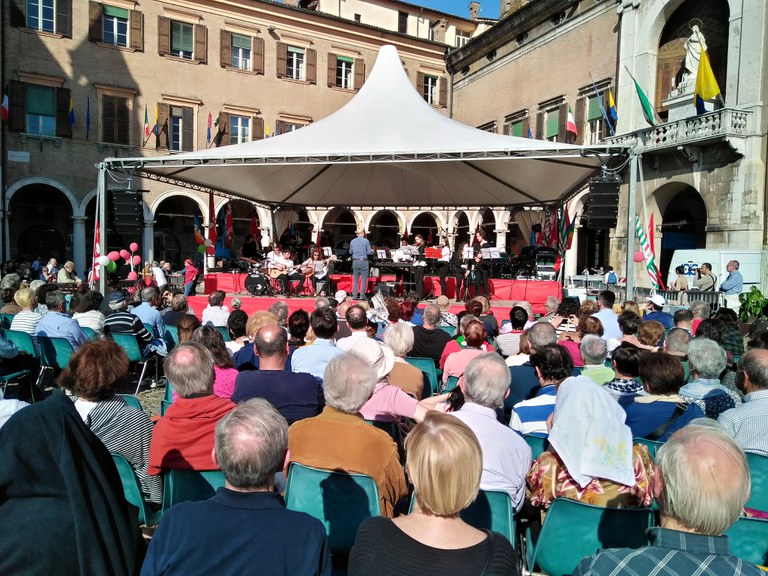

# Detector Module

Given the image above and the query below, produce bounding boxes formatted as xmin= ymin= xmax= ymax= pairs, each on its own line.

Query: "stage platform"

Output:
xmin=202 ymin=273 xmax=560 ymax=314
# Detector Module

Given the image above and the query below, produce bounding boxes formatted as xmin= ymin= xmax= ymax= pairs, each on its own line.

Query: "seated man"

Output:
xmin=131 ymin=287 xmax=168 ymax=356
xmin=335 ymin=304 xmax=369 ymax=351
xmin=644 ymin=295 xmax=673 ymax=330
xmin=410 ymin=304 xmax=452 ymax=366
xmin=34 ymin=290 xmax=89 ymax=350
xmin=718 ymin=349 xmax=768 ymax=456
xmin=288 ymin=354 xmax=408 ymax=517
xmin=573 ymin=421 xmax=762 ymax=576
xmin=579 ymin=335 xmax=614 ymax=386
xmin=290 ymin=307 xmax=344 ymax=380
xmin=103 ymin=291 xmax=153 ymax=349
xmin=505 ymin=322 xmax=558 ymax=412
xmin=148 ymin=343 xmax=235 ymax=474
xmin=496 ymin=306 xmax=528 ymax=357
xmin=232 ymin=325 xmax=323 ymax=425
xmin=450 ymin=353 xmax=531 ymax=511
xmin=201 ymin=290 xmax=230 ymax=327
xmin=232 ymin=311 xmax=279 ymax=371
xmin=142 ymin=399 xmax=330 ymax=576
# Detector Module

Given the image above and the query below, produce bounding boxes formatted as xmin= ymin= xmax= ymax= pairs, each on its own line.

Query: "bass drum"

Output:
xmin=245 ymin=273 xmax=269 ymax=296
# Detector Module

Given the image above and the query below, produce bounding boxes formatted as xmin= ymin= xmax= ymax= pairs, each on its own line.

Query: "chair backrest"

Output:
xmin=215 ymin=325 xmax=231 ymax=342
xmin=460 ymin=489 xmax=515 ymax=543
xmin=38 ymin=336 xmax=74 ymax=371
xmin=405 ymin=357 xmax=439 ymax=396
xmin=81 ymin=326 xmax=97 ymax=340
xmin=143 ymin=322 xmax=155 ymax=337
xmin=5 ymin=329 xmax=38 ymax=356
xmin=746 ymin=451 xmax=768 ymax=512
xmin=724 ymin=516 xmax=768 ymax=567
xmin=0 ymin=313 xmax=15 ymax=329
xmin=111 ymin=453 xmax=161 ymax=527
xmin=528 ymin=499 xmax=654 ymax=576
xmin=284 ymin=462 xmax=380 ymax=555
xmin=164 ymin=325 xmax=179 ymax=350
xmin=160 ymin=380 xmax=174 ymax=416
xmin=162 ymin=468 xmax=226 ymax=511
xmin=444 ymin=375 xmax=460 ymax=392
xmin=436 ymin=325 xmax=455 ymax=336
xmin=112 ymin=332 xmax=145 ymax=362
xmin=523 ymin=434 xmax=548 ymax=460
xmin=116 ymin=393 xmax=144 ymax=411
xmin=633 ymin=438 xmax=664 ymax=459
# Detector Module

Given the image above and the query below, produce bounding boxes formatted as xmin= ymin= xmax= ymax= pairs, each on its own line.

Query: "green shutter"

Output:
xmin=512 ymin=121 xmax=523 ymax=137
xmin=231 ymin=33 xmax=250 ymax=49
xmin=103 ymin=5 xmax=129 ymax=18
xmin=26 ymin=85 xmax=55 ymax=115
xmin=588 ymin=95 xmax=602 ymax=121
xmin=545 ymin=113 xmax=559 ymax=138
xmin=337 ymin=55 xmax=353 ymax=63
xmin=172 ymin=21 xmax=193 ymax=53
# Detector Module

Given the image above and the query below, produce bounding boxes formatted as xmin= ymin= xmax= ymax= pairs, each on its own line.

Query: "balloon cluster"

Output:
xmin=197 ymin=235 xmax=215 ymax=255
xmin=97 ymin=242 xmax=142 ymax=280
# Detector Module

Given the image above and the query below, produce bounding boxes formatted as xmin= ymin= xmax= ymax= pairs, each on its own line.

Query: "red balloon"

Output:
xmin=129 ymin=242 xmax=139 ymax=252
xmin=633 ymin=251 xmax=645 ymax=263
xmin=126 ymin=271 xmax=138 ymax=281
xmin=132 ymin=255 xmax=142 ymax=266
xmin=119 ymin=249 xmax=131 ymax=260
xmin=107 ymin=251 xmax=120 ymax=262
xmin=206 ymin=246 xmax=216 ymax=255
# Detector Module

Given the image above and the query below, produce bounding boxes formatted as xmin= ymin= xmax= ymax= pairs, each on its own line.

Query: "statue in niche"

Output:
xmin=679 ymin=24 xmax=707 ymax=91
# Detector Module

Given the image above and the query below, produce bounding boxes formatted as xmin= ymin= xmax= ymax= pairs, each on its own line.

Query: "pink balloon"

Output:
xmin=126 ymin=271 xmax=138 ymax=281
xmin=107 ymin=251 xmax=120 ymax=262
xmin=132 ymin=255 xmax=142 ymax=266
xmin=206 ymin=246 xmax=215 ymax=255
xmin=119 ymin=249 xmax=131 ymax=260
xmin=129 ymin=242 xmax=139 ymax=253
xmin=633 ymin=251 xmax=645 ymax=263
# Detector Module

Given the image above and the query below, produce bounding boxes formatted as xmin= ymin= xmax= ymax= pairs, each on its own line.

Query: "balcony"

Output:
xmin=607 ymin=108 xmax=754 ymax=155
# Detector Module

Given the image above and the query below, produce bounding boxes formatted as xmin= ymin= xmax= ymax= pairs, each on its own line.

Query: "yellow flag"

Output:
xmin=694 ymin=49 xmax=721 ymax=104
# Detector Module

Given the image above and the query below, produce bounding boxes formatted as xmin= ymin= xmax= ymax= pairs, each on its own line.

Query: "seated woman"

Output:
xmin=442 ymin=321 xmax=488 ymax=386
xmin=527 ymin=376 xmax=654 ymax=511
xmin=186 ymin=325 xmax=238 ymax=400
xmin=505 ymin=330 xmax=530 ymax=367
xmin=604 ymin=343 xmax=644 ymax=408
xmin=59 ymin=339 xmax=162 ymax=506
xmin=559 ymin=316 xmax=604 ymax=368
xmin=348 ymin=412 xmax=518 ymax=576
xmin=679 ymin=338 xmax=740 ymax=419
xmin=384 ymin=322 xmax=425 ymax=399
xmin=176 ymin=314 xmax=202 ymax=344
xmin=713 ymin=308 xmax=744 ymax=358
xmin=637 ymin=320 xmax=665 ymax=350
xmin=9 ymin=287 xmax=42 ymax=354
xmin=472 ymin=295 xmax=499 ymax=338
xmin=624 ymin=351 xmax=704 ymax=441
xmin=71 ymin=289 xmax=106 ymax=339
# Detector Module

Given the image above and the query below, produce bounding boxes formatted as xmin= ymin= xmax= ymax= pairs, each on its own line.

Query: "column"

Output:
xmin=143 ymin=219 xmax=155 ymax=264
xmin=2 ymin=210 xmax=9 ymax=262
xmin=494 ymin=227 xmax=508 ymax=252
xmin=565 ymin=225 xmax=580 ymax=279
xmin=72 ymin=216 xmax=86 ymax=277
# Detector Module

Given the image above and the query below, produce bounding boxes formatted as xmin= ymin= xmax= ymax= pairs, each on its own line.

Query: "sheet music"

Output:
xmin=322 ymin=246 xmax=333 ymax=257
xmin=462 ymin=247 xmax=474 ymax=259
xmin=376 ymin=249 xmax=388 ymax=259
xmin=481 ymin=247 xmax=501 ymax=259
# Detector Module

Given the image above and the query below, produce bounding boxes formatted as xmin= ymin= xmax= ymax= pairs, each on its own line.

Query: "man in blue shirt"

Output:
xmin=35 ymin=290 xmax=88 ymax=350
xmin=643 ymin=294 xmax=673 ymax=330
xmin=348 ymin=227 xmax=372 ymax=300
xmin=291 ymin=307 xmax=344 ymax=380
xmin=573 ymin=422 xmax=761 ymax=576
xmin=720 ymin=259 xmax=744 ymax=313
xmin=142 ymin=398 xmax=330 ymax=576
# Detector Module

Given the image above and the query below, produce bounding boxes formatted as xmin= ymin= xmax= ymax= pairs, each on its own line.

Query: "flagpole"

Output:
xmin=624 ymin=66 xmax=659 ymax=126
xmin=97 ymin=163 xmax=108 ymax=296
xmin=625 ymin=149 xmax=638 ymax=302
xmin=588 ymin=73 xmax=615 ymax=136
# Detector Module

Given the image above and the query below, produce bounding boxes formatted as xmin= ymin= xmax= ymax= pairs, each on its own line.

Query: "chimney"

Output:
xmin=469 ymin=1 xmax=481 ymax=20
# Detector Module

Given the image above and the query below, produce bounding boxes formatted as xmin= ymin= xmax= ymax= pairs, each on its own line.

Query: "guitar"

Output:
xmin=302 ymin=255 xmax=337 ymax=277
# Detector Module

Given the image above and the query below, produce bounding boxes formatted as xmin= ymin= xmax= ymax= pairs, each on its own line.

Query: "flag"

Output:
xmin=694 ymin=49 xmax=721 ymax=114
xmin=555 ymin=206 xmax=571 ymax=273
xmin=588 ymin=79 xmax=615 ymax=137
xmin=566 ymin=105 xmax=578 ymax=139
xmin=627 ymin=70 xmax=655 ymax=126
xmin=68 ymin=97 xmax=75 ymax=126
xmin=249 ymin=210 xmax=259 ymax=238
xmin=636 ymin=215 xmax=661 ymax=289
xmin=527 ymin=126 xmax=533 ymax=139
xmin=91 ymin=219 xmax=101 ymax=286
xmin=264 ymin=120 xmax=271 ymax=139
xmin=608 ymin=90 xmax=618 ymax=125
xmin=153 ymin=104 xmax=159 ymax=136
xmin=206 ymin=112 xmax=212 ymax=145
xmin=144 ymin=104 xmax=150 ymax=139
xmin=208 ymin=193 xmax=217 ymax=246
xmin=539 ymin=207 xmax=557 ymax=248
xmin=86 ymin=96 xmax=91 ymax=138
xmin=648 ymin=213 xmax=666 ymax=289
xmin=1 ymin=85 xmax=9 ymax=122
xmin=193 ymin=211 xmax=206 ymax=246
xmin=226 ymin=203 xmax=234 ymax=248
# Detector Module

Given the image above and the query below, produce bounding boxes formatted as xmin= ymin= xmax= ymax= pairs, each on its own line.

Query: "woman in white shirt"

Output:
xmin=436 ymin=236 xmax=452 ymax=297
xmin=71 ymin=290 xmax=106 ymax=339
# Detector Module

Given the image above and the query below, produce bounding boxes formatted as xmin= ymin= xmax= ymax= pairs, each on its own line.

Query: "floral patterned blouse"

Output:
xmin=526 ymin=444 xmax=655 ymax=510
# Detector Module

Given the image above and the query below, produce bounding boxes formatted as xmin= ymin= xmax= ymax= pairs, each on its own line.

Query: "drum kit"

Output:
xmin=236 ymin=257 xmax=273 ymax=296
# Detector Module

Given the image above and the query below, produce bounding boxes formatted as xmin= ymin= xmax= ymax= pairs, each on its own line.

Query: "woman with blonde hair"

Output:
xmin=637 ymin=320 xmax=665 ymax=350
xmin=9 ymin=287 xmax=42 ymax=353
xmin=349 ymin=412 xmax=517 ymax=575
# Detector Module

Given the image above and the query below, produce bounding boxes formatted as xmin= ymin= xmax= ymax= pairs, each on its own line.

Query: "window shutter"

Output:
xmin=438 ymin=77 xmax=447 ymax=108
xmin=556 ymin=102 xmax=567 ymax=141
xmin=158 ymin=17 xmax=170 ymax=55
xmin=55 ymin=87 xmax=72 ymax=138
xmin=574 ymin=98 xmax=585 ymax=145
xmin=522 ymin=116 xmax=530 ymax=138
xmin=213 ymin=111 xmax=228 ymax=146
xmin=306 ymin=49 xmax=317 ymax=84
xmin=103 ymin=95 xmax=116 ymax=142
xmin=9 ymin=80 xmax=26 ymax=132
xmin=182 ymin=107 xmax=194 ymax=151
xmin=276 ymin=42 xmax=287 ymax=78
xmin=56 ymin=0 xmax=72 ymax=37
xmin=601 ymin=89 xmax=610 ymax=139
xmin=327 ymin=53 xmax=337 ymax=87
xmin=116 ymin=97 xmax=130 ymax=145
xmin=220 ymin=30 xmax=231 ymax=67
xmin=535 ymin=112 xmax=543 ymax=139
xmin=253 ymin=37 xmax=265 ymax=74
xmin=252 ymin=116 xmax=263 ymax=141
xmin=416 ymin=71 xmax=425 ymax=98
xmin=10 ymin=0 xmax=24 ymax=28
xmin=157 ymin=103 xmax=169 ymax=148
xmin=194 ymin=25 xmax=207 ymax=64
xmin=88 ymin=2 xmax=102 ymax=42
xmin=130 ymin=11 xmax=143 ymax=51
xmin=354 ymin=58 xmax=365 ymax=90
xmin=276 ymin=120 xmax=288 ymax=134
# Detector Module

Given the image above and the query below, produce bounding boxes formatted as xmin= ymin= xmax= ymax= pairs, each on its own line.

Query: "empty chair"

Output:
xmin=724 ymin=516 xmax=768 ymax=567
xmin=746 ymin=451 xmax=768 ymax=513
xmin=112 ymin=453 xmax=161 ymax=527
xmin=38 ymin=336 xmax=74 ymax=372
xmin=112 ymin=333 xmax=158 ymax=394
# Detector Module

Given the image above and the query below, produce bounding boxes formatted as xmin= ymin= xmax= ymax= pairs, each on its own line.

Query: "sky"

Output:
xmin=411 ymin=0 xmax=500 ymax=19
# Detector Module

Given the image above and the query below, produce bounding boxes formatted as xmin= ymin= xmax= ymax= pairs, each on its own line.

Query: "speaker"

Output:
xmin=376 ymin=283 xmax=395 ymax=297
xmin=585 ymin=179 xmax=621 ymax=229
xmin=111 ymin=190 xmax=144 ymax=237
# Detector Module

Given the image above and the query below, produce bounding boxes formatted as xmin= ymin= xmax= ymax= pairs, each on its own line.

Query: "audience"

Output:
xmin=224 ymin=309 xmax=249 ymax=355
xmin=383 ymin=322 xmax=425 ymax=399
xmin=434 ymin=295 xmax=458 ymax=327
xmin=643 ymin=295 xmax=673 ymax=330
xmin=70 ymin=290 xmax=106 ymax=339
xmin=104 ymin=291 xmax=154 ymax=350
xmin=336 ymin=304 xmax=369 ymax=351
xmin=9 ymin=287 xmax=42 ymax=353
xmin=497 ymin=306 xmax=528 ymax=357
xmin=201 ymin=290 xmax=230 ymax=327
xmin=189 ymin=325 xmax=239 ymax=400
xmin=439 ymin=314 xmax=492 ymax=370
xmin=35 ymin=290 xmax=89 ymax=349
xmin=673 ymin=309 xmax=693 ymax=334
xmin=579 ymin=335 xmax=614 ymax=385
xmin=442 ymin=320 xmax=488 ymax=385
xmin=604 ymin=343 xmax=644 ymax=408
xmin=506 ymin=322 xmax=559 ymax=410
xmin=232 ymin=310 xmax=279 ymax=370
xmin=718 ymin=349 xmax=768 ymax=456
xmin=175 ymin=313 xmax=202 ymax=343
xmin=713 ymin=307 xmax=744 ymax=358
xmin=162 ymin=294 xmax=195 ymax=326
xmin=637 ymin=320 xmax=665 ymax=350
xmin=505 ymin=330 xmax=531 ymax=367
xmin=679 ymin=338 xmax=739 ymax=420
xmin=291 ymin=307 xmax=343 ymax=380
xmin=411 ymin=304 xmax=453 ymax=366
xmin=592 ymin=290 xmax=621 ymax=340
xmin=559 ymin=316 xmax=604 ymax=368
xmin=689 ymin=300 xmax=710 ymax=334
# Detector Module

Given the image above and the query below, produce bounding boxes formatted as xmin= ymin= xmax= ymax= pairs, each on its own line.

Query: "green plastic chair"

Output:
xmin=164 ymin=325 xmax=179 ymax=350
xmin=112 ymin=333 xmax=158 ymax=394
xmin=461 ymin=489 xmax=515 ymax=543
xmin=436 ymin=325 xmax=455 ymax=336
xmin=284 ymin=462 xmax=380 ymax=555
xmin=443 ymin=375 xmax=460 ymax=392
xmin=116 ymin=393 xmax=143 ymax=411
xmin=633 ymin=437 xmax=664 ymax=459
xmin=142 ymin=322 xmax=156 ymax=338
xmin=111 ymin=453 xmax=161 ymax=527
xmin=405 ymin=357 xmax=439 ymax=396
xmin=161 ymin=468 xmax=226 ymax=511
xmin=724 ymin=516 xmax=768 ymax=567
xmin=160 ymin=380 xmax=174 ymax=416
xmin=4 ymin=329 xmax=38 ymax=356
xmin=0 ymin=313 xmax=15 ymax=329
xmin=746 ymin=452 xmax=768 ymax=513
xmin=526 ymin=499 xmax=655 ymax=576
xmin=523 ymin=434 xmax=548 ymax=460
xmin=81 ymin=327 xmax=97 ymax=340
xmin=215 ymin=325 xmax=231 ymax=342
xmin=38 ymin=336 xmax=74 ymax=372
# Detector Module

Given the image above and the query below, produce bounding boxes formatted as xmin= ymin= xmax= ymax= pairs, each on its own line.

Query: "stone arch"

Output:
xmin=367 ymin=210 xmax=403 ymax=249
xmin=407 ymin=210 xmax=446 ymax=235
xmin=651 ymin=182 xmax=707 ymax=279
xmin=148 ymin=189 xmax=207 ymax=221
xmin=6 ymin=177 xmax=79 ymax=215
xmin=320 ymin=207 xmax=359 ymax=249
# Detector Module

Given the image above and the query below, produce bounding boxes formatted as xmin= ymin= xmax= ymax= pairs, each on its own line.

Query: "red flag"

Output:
xmin=90 ymin=220 xmax=101 ymax=287
xmin=1 ymin=88 xmax=9 ymax=123
xmin=249 ymin=210 xmax=259 ymax=238
xmin=427 ymin=227 xmax=433 ymax=245
xmin=208 ymin=193 xmax=217 ymax=245
xmin=226 ymin=203 xmax=234 ymax=248
xmin=648 ymin=213 xmax=666 ymax=289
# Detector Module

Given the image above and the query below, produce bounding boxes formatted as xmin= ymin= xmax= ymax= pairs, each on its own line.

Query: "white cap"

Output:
xmin=335 ymin=290 xmax=348 ymax=302
xmin=648 ymin=294 xmax=666 ymax=307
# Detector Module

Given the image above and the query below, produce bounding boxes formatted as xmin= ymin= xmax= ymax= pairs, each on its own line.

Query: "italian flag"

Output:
xmin=144 ymin=104 xmax=150 ymax=139
xmin=566 ymin=105 xmax=578 ymax=137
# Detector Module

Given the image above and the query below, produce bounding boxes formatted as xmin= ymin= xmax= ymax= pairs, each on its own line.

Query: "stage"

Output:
xmin=203 ymin=273 xmax=560 ymax=314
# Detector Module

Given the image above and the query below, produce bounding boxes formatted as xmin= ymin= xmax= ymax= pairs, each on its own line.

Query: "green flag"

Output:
xmin=631 ymin=77 xmax=655 ymax=126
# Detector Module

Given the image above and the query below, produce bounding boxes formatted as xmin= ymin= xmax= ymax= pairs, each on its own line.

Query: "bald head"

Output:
xmin=345 ymin=304 xmax=367 ymax=330
xmin=164 ymin=342 xmax=215 ymax=397
xmin=337 ymin=300 xmax=353 ymax=319
xmin=254 ymin=324 xmax=288 ymax=358
xmin=737 ymin=348 xmax=768 ymax=394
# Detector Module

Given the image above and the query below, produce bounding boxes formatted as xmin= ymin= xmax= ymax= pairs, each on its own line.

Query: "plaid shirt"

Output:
xmin=573 ymin=527 xmax=763 ymax=575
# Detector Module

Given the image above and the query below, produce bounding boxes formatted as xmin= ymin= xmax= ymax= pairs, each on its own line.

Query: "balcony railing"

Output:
xmin=607 ymin=108 xmax=753 ymax=153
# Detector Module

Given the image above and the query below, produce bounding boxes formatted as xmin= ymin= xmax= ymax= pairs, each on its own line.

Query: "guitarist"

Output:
xmin=299 ymin=248 xmax=333 ymax=296
xmin=266 ymin=245 xmax=293 ymax=295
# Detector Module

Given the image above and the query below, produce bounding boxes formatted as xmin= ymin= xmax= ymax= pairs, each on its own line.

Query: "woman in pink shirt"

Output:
xmin=442 ymin=320 xmax=488 ymax=385
xmin=170 ymin=326 xmax=239 ymax=402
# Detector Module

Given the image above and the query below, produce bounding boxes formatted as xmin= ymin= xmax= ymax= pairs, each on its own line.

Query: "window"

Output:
xmin=230 ymin=115 xmax=250 ymax=144
xmin=477 ymin=121 xmax=497 ymax=133
xmin=503 ymin=112 xmax=528 ymax=137
xmin=26 ymin=0 xmax=54 ymax=32
xmin=169 ymin=105 xmax=193 ymax=151
xmin=354 ymin=13 xmax=361 ymax=23
xmin=336 ymin=56 xmax=353 ymax=90
xmin=423 ymin=74 xmax=438 ymax=105
xmin=171 ymin=21 xmax=193 ymax=59
xmin=327 ymin=54 xmax=364 ymax=90
xmin=8 ymin=80 xmax=71 ymax=137
xmin=102 ymin=94 xmax=130 ymax=144
xmin=102 ymin=5 xmax=128 ymax=46
xmin=231 ymin=33 xmax=251 ymax=69
xmin=545 ymin=112 xmax=559 ymax=142
xmin=158 ymin=17 xmax=206 ymax=63
xmin=287 ymin=46 xmax=305 ymax=80
xmin=25 ymin=84 xmax=56 ymax=136
xmin=276 ymin=121 xmax=305 ymax=133
xmin=277 ymin=43 xmax=316 ymax=83
xmin=89 ymin=3 xmax=143 ymax=50
xmin=587 ymin=94 xmax=606 ymax=144
xmin=398 ymin=11 xmax=408 ymax=34
xmin=455 ymin=30 xmax=470 ymax=48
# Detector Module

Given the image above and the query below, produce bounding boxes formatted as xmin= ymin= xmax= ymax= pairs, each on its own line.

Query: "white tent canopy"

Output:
xmin=102 ymin=45 xmax=625 ymax=207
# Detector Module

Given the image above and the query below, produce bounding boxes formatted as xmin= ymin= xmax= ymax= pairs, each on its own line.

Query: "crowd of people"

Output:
xmin=0 ymin=266 xmax=765 ymax=574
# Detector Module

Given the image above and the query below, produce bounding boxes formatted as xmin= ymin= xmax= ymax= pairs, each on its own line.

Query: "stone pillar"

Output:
xmin=143 ymin=219 xmax=155 ymax=264
xmin=72 ymin=216 xmax=87 ymax=277
xmin=565 ymin=225 xmax=580 ymax=279
xmin=494 ymin=228 xmax=508 ymax=251
xmin=2 ymin=209 xmax=9 ymax=262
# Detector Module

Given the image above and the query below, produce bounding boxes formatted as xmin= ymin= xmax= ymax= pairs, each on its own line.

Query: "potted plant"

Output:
xmin=738 ymin=286 xmax=768 ymax=323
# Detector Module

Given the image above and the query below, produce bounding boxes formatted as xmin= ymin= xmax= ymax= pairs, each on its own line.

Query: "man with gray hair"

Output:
xmin=34 ymin=290 xmax=89 ymax=349
xmin=129 ymin=286 xmax=168 ymax=356
xmin=718 ymin=349 xmax=768 ymax=456
xmin=449 ymin=353 xmax=531 ymax=511
xmin=537 ymin=296 xmax=560 ymax=324
xmin=148 ymin=343 xmax=235 ymax=475
xmin=266 ymin=300 xmax=289 ymax=329
xmin=288 ymin=353 xmax=408 ymax=517
xmin=506 ymin=321 xmax=559 ymax=411
xmin=143 ymin=399 xmax=330 ymax=575
xmin=336 ymin=304 xmax=370 ymax=351
xmin=680 ymin=338 xmax=738 ymax=419
xmin=202 ymin=290 xmax=230 ymax=327
xmin=573 ymin=421 xmax=761 ymax=575
xmin=411 ymin=303 xmax=452 ymax=366
xmin=665 ymin=327 xmax=691 ymax=359
xmin=580 ymin=334 xmax=614 ymax=385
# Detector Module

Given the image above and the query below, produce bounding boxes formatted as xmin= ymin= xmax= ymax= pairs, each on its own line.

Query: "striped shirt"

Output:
xmin=73 ymin=395 xmax=162 ymax=504
xmin=10 ymin=310 xmax=42 ymax=354
xmin=103 ymin=311 xmax=152 ymax=344
xmin=201 ymin=305 xmax=230 ymax=327
xmin=718 ymin=389 xmax=768 ymax=456
xmin=509 ymin=385 xmax=556 ymax=436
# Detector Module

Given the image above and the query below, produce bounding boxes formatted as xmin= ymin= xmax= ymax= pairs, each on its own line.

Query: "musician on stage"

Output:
xmin=299 ymin=248 xmax=331 ymax=296
xmin=472 ymin=229 xmax=491 ymax=297
xmin=412 ymin=234 xmax=427 ymax=299
xmin=436 ymin=236 xmax=452 ymax=297
xmin=453 ymin=241 xmax=470 ymax=301
xmin=265 ymin=245 xmax=294 ymax=295
xmin=240 ymin=234 xmax=260 ymax=259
